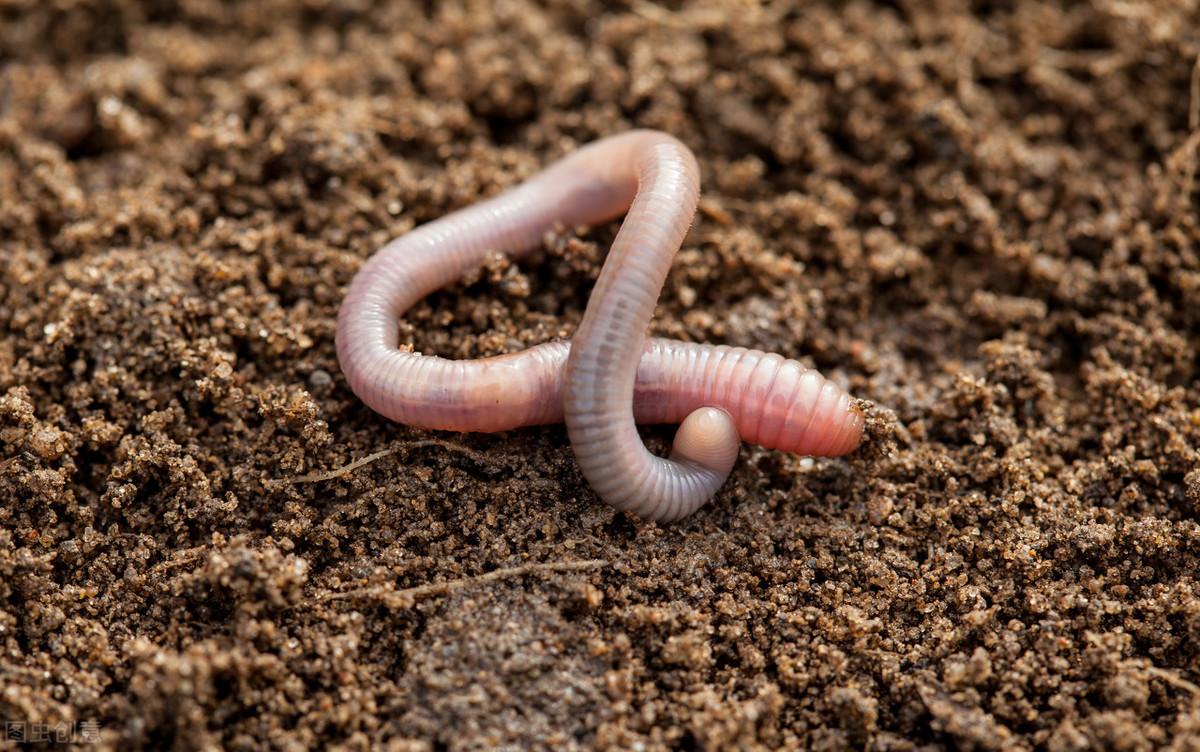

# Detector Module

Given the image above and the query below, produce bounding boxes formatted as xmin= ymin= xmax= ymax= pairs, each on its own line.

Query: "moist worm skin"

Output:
xmin=335 ymin=130 xmax=863 ymax=520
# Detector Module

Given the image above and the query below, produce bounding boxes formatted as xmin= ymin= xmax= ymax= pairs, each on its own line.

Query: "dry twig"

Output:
xmin=268 ymin=438 xmax=494 ymax=487
xmin=320 ymin=559 xmax=609 ymax=609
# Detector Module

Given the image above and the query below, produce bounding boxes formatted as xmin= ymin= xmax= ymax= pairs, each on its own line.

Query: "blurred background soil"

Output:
xmin=3 ymin=0 xmax=1200 ymax=749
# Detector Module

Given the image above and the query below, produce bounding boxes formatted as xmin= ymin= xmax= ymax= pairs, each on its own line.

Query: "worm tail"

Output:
xmin=635 ymin=342 xmax=863 ymax=458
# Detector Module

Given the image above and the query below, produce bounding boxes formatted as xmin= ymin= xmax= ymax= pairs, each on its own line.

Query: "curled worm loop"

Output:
xmin=335 ymin=130 xmax=864 ymax=521
xmin=564 ymin=133 xmax=738 ymax=520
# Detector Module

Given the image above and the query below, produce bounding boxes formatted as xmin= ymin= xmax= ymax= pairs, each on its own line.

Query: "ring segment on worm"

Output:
xmin=336 ymin=130 xmax=864 ymax=521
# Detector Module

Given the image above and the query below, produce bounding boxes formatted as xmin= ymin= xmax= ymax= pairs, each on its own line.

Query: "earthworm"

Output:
xmin=336 ymin=130 xmax=863 ymax=521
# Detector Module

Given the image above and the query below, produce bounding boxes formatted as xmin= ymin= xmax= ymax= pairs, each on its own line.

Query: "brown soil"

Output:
xmin=3 ymin=1 xmax=1200 ymax=749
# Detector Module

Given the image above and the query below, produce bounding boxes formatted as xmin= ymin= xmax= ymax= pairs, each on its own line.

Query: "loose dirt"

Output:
xmin=3 ymin=1 xmax=1200 ymax=749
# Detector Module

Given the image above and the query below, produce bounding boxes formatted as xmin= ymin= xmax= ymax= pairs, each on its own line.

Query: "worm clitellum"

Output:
xmin=336 ymin=130 xmax=863 ymax=521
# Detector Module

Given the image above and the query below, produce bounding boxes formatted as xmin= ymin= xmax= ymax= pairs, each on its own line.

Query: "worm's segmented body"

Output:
xmin=336 ymin=130 xmax=862 ymax=520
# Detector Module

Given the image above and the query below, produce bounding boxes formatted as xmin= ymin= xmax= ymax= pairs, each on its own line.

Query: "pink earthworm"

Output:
xmin=336 ymin=130 xmax=863 ymax=521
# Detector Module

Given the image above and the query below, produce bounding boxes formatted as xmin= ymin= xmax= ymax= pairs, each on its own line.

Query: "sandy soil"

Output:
xmin=3 ymin=0 xmax=1200 ymax=749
